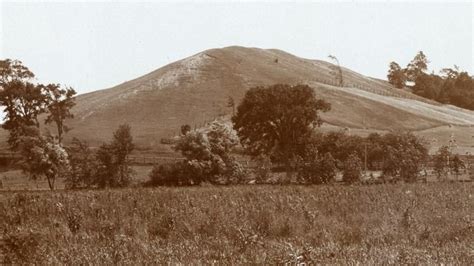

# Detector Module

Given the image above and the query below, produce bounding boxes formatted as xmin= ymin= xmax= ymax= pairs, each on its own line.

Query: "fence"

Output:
xmin=127 ymin=155 xmax=183 ymax=165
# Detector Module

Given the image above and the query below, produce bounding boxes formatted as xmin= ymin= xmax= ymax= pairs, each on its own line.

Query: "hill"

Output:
xmin=6 ymin=46 xmax=473 ymax=153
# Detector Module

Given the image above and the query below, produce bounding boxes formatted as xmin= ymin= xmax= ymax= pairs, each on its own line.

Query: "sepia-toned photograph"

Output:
xmin=0 ymin=0 xmax=473 ymax=264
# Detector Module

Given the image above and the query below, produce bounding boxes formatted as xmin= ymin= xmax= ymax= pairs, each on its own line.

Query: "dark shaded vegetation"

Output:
xmin=387 ymin=51 xmax=474 ymax=110
xmin=66 ymin=124 xmax=134 ymax=189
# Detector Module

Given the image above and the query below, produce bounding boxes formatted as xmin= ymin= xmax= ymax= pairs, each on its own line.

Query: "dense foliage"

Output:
xmin=386 ymin=52 xmax=474 ymax=110
xmin=413 ymin=70 xmax=474 ymax=110
xmin=149 ymin=121 xmax=245 ymax=186
xmin=66 ymin=124 xmax=135 ymax=189
xmin=232 ymin=84 xmax=330 ymax=173
xmin=0 ymin=59 xmax=76 ymax=189
xmin=305 ymin=131 xmax=428 ymax=183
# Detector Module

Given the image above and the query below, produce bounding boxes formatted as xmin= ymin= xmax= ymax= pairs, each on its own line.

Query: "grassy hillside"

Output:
xmin=1 ymin=46 xmax=472 ymax=154
xmin=1 ymin=184 xmax=472 ymax=264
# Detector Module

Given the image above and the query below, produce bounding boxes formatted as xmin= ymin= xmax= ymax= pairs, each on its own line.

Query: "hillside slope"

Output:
xmin=21 ymin=46 xmax=474 ymax=153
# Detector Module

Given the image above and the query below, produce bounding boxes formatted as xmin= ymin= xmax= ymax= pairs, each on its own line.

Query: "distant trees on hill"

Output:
xmin=387 ymin=52 xmax=474 ymax=110
xmin=387 ymin=62 xmax=407 ymax=89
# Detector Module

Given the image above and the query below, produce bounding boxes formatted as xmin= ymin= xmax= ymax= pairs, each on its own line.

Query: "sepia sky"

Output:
xmin=1 ymin=1 xmax=472 ymax=94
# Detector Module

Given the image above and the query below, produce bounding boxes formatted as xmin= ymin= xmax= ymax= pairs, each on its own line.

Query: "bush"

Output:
xmin=147 ymin=161 xmax=200 ymax=186
xmin=173 ymin=121 xmax=245 ymax=185
xmin=65 ymin=138 xmax=97 ymax=189
xmin=297 ymin=150 xmax=337 ymax=184
xmin=254 ymin=155 xmax=272 ymax=184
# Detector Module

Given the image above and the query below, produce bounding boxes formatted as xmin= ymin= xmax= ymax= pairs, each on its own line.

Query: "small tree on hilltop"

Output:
xmin=387 ymin=61 xmax=407 ymax=89
xmin=406 ymin=51 xmax=429 ymax=82
xmin=232 ymin=84 xmax=331 ymax=178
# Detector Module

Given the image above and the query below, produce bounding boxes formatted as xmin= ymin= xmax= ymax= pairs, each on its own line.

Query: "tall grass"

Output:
xmin=0 ymin=183 xmax=472 ymax=264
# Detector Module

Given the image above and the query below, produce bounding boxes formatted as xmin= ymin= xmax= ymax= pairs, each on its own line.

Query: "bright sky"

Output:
xmin=1 ymin=1 xmax=472 ymax=95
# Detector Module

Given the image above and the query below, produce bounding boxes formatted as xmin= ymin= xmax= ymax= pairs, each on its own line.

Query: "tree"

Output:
xmin=0 ymin=59 xmax=34 ymax=86
xmin=0 ymin=60 xmax=46 ymax=149
xmin=111 ymin=124 xmax=134 ymax=186
xmin=180 ymin=124 xmax=191 ymax=135
xmin=232 ymin=84 xmax=331 ymax=176
xmin=94 ymin=124 xmax=135 ymax=188
xmin=44 ymin=84 xmax=76 ymax=144
xmin=297 ymin=147 xmax=337 ymax=184
xmin=95 ymin=143 xmax=119 ymax=188
xmin=343 ymin=153 xmax=362 ymax=183
xmin=0 ymin=80 xmax=50 ymax=149
xmin=433 ymin=145 xmax=450 ymax=179
xmin=0 ymin=59 xmax=77 ymax=190
xmin=406 ymin=51 xmax=429 ymax=82
xmin=381 ymin=132 xmax=428 ymax=182
xmin=328 ymin=55 xmax=344 ymax=87
xmin=227 ymin=96 xmax=235 ymax=115
xmin=450 ymin=155 xmax=465 ymax=179
xmin=17 ymin=128 xmax=69 ymax=190
xmin=65 ymin=138 xmax=97 ymax=189
xmin=387 ymin=61 xmax=407 ymax=89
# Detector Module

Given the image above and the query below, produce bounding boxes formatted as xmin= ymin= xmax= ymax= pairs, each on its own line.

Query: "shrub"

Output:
xmin=254 ymin=155 xmax=272 ymax=184
xmin=147 ymin=161 xmax=200 ymax=186
xmin=173 ymin=121 xmax=245 ymax=185
xmin=296 ymin=144 xmax=337 ymax=184
xmin=65 ymin=138 xmax=97 ymax=189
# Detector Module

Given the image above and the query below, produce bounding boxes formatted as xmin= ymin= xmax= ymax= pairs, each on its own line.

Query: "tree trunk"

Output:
xmin=47 ymin=175 xmax=55 ymax=190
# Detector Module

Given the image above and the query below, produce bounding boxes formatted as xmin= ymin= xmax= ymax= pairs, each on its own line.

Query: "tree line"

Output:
xmin=149 ymin=84 xmax=433 ymax=186
xmin=387 ymin=51 xmax=474 ymax=110
xmin=1 ymin=59 xmax=461 ymax=189
xmin=0 ymin=59 xmax=135 ymax=190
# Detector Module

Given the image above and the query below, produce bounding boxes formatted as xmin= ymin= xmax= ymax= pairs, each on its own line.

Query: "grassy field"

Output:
xmin=0 ymin=183 xmax=472 ymax=264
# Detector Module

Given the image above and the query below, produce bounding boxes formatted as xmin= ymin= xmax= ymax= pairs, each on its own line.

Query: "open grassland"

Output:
xmin=0 ymin=183 xmax=472 ymax=264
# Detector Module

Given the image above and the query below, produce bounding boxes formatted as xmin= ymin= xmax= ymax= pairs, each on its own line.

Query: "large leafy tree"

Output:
xmin=232 ymin=84 xmax=331 ymax=174
xmin=0 ymin=59 xmax=76 ymax=189
xmin=0 ymin=59 xmax=49 ymax=148
xmin=380 ymin=132 xmax=428 ymax=182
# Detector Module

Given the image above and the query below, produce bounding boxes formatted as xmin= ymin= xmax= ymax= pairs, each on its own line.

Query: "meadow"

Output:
xmin=0 ymin=183 xmax=472 ymax=264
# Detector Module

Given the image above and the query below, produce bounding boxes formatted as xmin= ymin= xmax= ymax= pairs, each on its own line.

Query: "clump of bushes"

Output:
xmin=296 ymin=150 xmax=337 ymax=184
xmin=148 ymin=121 xmax=246 ymax=186
xmin=147 ymin=161 xmax=199 ymax=186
